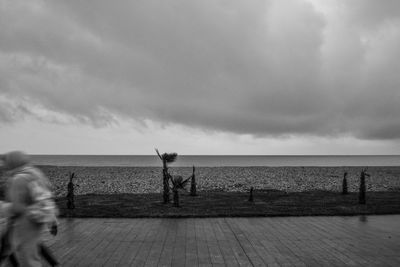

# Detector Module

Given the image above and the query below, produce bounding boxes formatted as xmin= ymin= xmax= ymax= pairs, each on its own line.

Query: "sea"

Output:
xmin=30 ymin=155 xmax=400 ymax=167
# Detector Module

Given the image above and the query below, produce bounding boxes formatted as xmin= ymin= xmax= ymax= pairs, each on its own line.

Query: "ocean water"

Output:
xmin=30 ymin=155 xmax=400 ymax=167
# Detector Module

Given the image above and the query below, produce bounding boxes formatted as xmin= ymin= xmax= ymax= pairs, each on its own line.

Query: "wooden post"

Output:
xmin=190 ymin=166 xmax=197 ymax=196
xmin=66 ymin=172 xmax=75 ymax=209
xmin=342 ymin=172 xmax=348 ymax=195
xmin=248 ymin=187 xmax=254 ymax=202
xmin=162 ymin=159 xmax=170 ymax=204
xmin=359 ymin=169 xmax=367 ymax=204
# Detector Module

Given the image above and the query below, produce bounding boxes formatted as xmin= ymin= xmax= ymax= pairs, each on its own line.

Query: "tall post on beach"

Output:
xmin=66 ymin=172 xmax=75 ymax=209
xmin=162 ymin=159 xmax=170 ymax=204
xmin=342 ymin=172 xmax=348 ymax=195
xmin=190 ymin=166 xmax=197 ymax=196
xmin=359 ymin=169 xmax=368 ymax=204
xmin=248 ymin=187 xmax=254 ymax=202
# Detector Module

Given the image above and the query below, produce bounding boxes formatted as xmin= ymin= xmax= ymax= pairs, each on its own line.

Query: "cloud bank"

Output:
xmin=0 ymin=0 xmax=399 ymax=140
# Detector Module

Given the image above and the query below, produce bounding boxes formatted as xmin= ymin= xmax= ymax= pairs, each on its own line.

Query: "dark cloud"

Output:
xmin=0 ymin=0 xmax=399 ymax=140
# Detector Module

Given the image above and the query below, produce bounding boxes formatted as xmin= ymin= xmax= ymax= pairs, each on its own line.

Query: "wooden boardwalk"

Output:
xmin=41 ymin=215 xmax=400 ymax=266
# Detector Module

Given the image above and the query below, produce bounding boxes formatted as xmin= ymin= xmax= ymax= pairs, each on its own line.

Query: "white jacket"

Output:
xmin=0 ymin=165 xmax=58 ymax=267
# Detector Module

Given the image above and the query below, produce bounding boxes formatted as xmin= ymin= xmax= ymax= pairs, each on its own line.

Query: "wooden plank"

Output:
xmin=195 ymin=218 xmax=212 ymax=266
xmin=104 ymin=221 xmax=142 ymax=266
xmin=277 ymin=217 xmax=336 ymax=266
xmin=171 ymin=219 xmax=187 ymax=267
xmin=203 ymin=218 xmax=225 ymax=266
xmin=244 ymin=219 xmax=283 ymax=267
xmin=238 ymin=218 xmax=281 ymax=267
xmin=57 ymin=219 xmax=103 ymax=265
xmin=306 ymin=217 xmax=372 ymax=266
xmin=320 ymin=215 xmax=400 ymax=264
xmin=130 ymin=219 xmax=162 ymax=266
xmin=185 ymin=218 xmax=198 ymax=267
xmin=257 ymin=218 xmax=306 ymax=266
xmin=49 ymin=219 xmax=89 ymax=253
xmin=88 ymin=221 xmax=128 ymax=267
xmin=214 ymin=218 xmax=240 ymax=267
xmin=144 ymin=219 xmax=170 ymax=266
xmin=67 ymin=220 xmax=111 ymax=266
xmin=86 ymin=238 xmax=113 ymax=267
xmin=227 ymin=218 xmax=267 ymax=266
xmin=45 ymin=216 xmax=400 ymax=267
xmin=288 ymin=217 xmax=347 ymax=267
xmin=158 ymin=219 xmax=178 ymax=266
xmin=218 ymin=218 xmax=251 ymax=266
xmin=114 ymin=219 xmax=148 ymax=266
xmin=124 ymin=218 xmax=159 ymax=266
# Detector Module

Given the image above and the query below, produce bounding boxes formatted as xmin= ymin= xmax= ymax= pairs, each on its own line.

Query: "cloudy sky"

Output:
xmin=0 ymin=0 xmax=399 ymax=155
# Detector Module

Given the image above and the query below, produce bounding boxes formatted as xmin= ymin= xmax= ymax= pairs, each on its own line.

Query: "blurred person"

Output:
xmin=0 ymin=151 xmax=58 ymax=267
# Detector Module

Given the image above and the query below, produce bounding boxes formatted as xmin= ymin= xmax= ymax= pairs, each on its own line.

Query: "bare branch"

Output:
xmin=155 ymin=148 xmax=163 ymax=160
xmin=182 ymin=177 xmax=191 ymax=187
xmin=167 ymin=173 xmax=176 ymax=187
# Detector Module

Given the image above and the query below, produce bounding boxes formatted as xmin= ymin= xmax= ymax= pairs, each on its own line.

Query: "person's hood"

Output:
xmin=1 ymin=151 xmax=31 ymax=171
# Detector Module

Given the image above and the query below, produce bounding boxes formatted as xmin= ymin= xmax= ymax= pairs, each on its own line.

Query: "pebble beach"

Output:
xmin=36 ymin=166 xmax=400 ymax=198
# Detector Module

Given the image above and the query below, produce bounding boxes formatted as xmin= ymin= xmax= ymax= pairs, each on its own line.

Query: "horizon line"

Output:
xmin=29 ymin=154 xmax=400 ymax=156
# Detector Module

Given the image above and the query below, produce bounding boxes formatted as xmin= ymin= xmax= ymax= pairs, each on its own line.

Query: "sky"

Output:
xmin=0 ymin=0 xmax=399 ymax=155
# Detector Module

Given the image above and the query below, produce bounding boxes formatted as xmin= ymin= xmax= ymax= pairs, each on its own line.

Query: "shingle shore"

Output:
xmin=37 ymin=166 xmax=400 ymax=198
